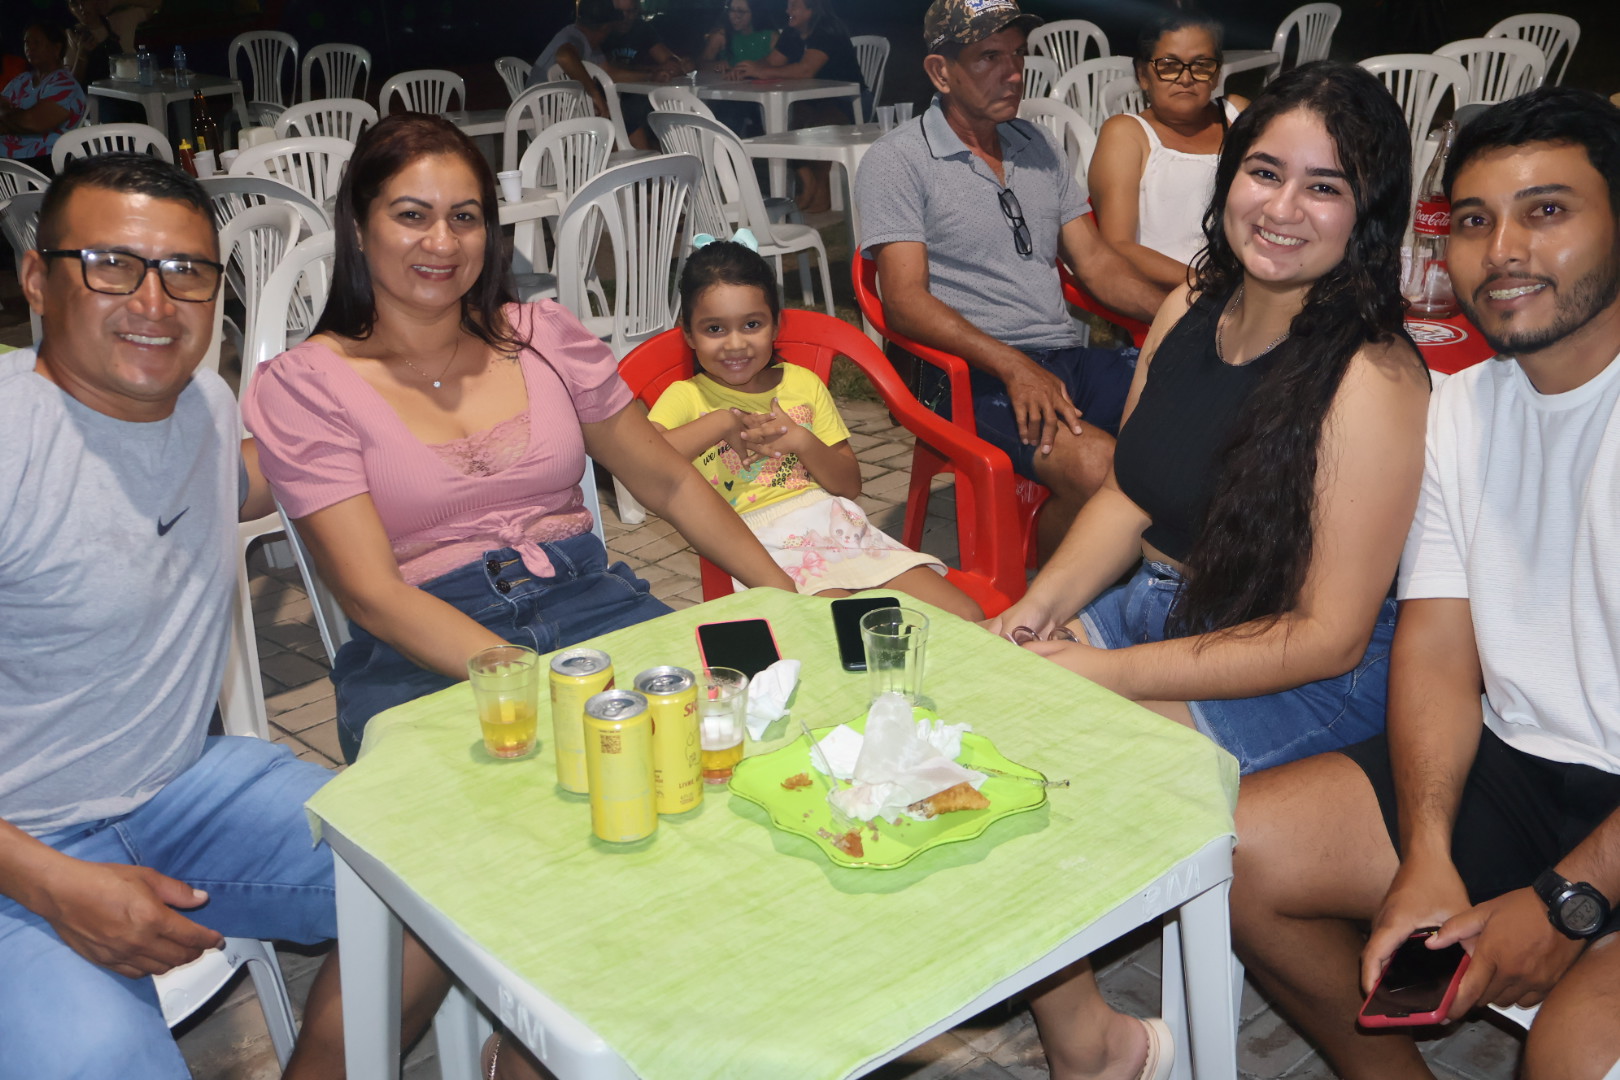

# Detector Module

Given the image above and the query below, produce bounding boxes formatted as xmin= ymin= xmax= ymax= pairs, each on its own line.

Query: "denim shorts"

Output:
xmin=332 ymin=531 xmax=671 ymax=762
xmin=0 ymin=737 xmax=334 ymax=1078
xmin=1079 ymin=561 xmax=1397 ymax=774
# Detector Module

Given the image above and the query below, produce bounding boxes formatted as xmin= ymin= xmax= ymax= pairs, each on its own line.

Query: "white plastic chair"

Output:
xmin=219 ymin=202 xmax=304 ymax=367
xmin=1054 ymin=56 xmax=1135 ymax=133
xmin=229 ymin=30 xmax=299 ymax=109
xmin=512 ymin=116 xmax=615 ymax=292
xmin=1222 ymin=2 xmax=1341 ymax=91
xmin=1359 ymin=54 xmax=1470 ymax=160
xmin=1487 ymin=13 xmax=1579 ymax=87
xmin=1028 ymin=19 xmax=1110 ymax=72
xmin=1099 ymin=77 xmax=1145 ymax=121
xmin=1022 ymin=56 xmax=1059 ymax=101
xmin=229 ymin=136 xmax=354 ymax=208
xmin=501 ymin=81 xmax=590 ymax=172
xmin=495 ymin=56 xmax=530 ymax=102
xmin=1435 ymin=37 xmax=1547 ymax=105
xmin=649 ymin=85 xmax=717 ymax=120
xmin=852 ymin=35 xmax=891 ymax=107
xmin=301 ymin=42 xmax=371 ymax=101
xmin=1 ymin=190 xmax=45 ymax=343
xmin=379 ymin=69 xmax=466 ymax=118
xmin=51 ymin=122 xmax=173 ymax=172
xmin=1019 ymin=97 xmax=1097 ymax=193
xmin=0 ymin=158 xmax=49 ymax=202
xmin=200 ymin=175 xmax=332 ymax=238
xmin=275 ymin=97 xmax=378 ymax=141
xmin=548 ymin=61 xmax=632 ymax=151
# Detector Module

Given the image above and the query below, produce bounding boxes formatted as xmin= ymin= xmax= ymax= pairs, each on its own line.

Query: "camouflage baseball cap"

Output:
xmin=923 ymin=0 xmax=1042 ymax=54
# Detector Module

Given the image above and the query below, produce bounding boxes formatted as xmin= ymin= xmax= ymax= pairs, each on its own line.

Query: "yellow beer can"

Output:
xmin=583 ymin=689 xmax=657 ymax=843
xmin=633 ymin=666 xmax=702 ymax=815
xmin=549 ymin=648 xmax=613 ymax=794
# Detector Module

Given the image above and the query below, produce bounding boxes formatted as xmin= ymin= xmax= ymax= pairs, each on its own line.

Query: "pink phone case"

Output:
xmin=694 ymin=618 xmax=781 ymax=674
xmin=1357 ymin=938 xmax=1471 ymax=1028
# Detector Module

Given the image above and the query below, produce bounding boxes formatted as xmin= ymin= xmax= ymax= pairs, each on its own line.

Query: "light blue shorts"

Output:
xmin=1079 ymin=561 xmax=1396 ymax=774
xmin=0 ymin=737 xmax=335 ymax=1078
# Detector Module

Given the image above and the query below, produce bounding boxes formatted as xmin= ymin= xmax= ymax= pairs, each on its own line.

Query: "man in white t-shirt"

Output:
xmin=1230 ymin=88 xmax=1620 ymax=1080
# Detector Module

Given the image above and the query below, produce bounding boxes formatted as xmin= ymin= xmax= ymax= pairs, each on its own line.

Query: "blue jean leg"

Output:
xmin=332 ymin=532 xmax=671 ymax=762
xmin=0 ymin=737 xmax=335 ymax=1078
xmin=969 ymin=345 xmax=1138 ymax=480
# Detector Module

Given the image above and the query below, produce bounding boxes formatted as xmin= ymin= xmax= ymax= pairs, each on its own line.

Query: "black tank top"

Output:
xmin=1114 ymin=289 xmax=1281 ymax=563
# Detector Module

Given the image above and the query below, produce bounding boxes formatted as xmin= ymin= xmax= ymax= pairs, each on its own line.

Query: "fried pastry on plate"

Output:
xmin=781 ymin=772 xmax=813 ymax=790
xmin=907 ymin=782 xmax=991 ymax=819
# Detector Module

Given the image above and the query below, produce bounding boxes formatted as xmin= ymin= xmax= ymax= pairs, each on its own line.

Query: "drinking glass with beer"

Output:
xmin=468 ymin=645 xmax=541 ymax=759
xmin=698 ymin=666 xmax=748 ymax=784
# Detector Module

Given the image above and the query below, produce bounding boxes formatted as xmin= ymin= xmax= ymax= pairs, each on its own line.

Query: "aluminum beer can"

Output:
xmin=583 ymin=689 xmax=656 ymax=842
xmin=549 ymin=648 xmax=613 ymax=793
xmin=634 ymin=666 xmax=702 ymax=815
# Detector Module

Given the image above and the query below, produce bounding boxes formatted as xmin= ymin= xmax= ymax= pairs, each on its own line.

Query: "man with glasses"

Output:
xmin=0 ymin=154 xmax=448 ymax=1074
xmin=857 ymin=0 xmax=1167 ymax=558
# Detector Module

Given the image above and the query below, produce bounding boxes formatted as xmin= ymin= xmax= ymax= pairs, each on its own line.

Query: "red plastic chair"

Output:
xmin=619 ymin=309 xmax=1022 ymax=616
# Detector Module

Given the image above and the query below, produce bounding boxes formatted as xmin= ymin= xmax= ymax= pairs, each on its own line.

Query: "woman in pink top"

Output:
xmin=243 ymin=114 xmax=791 ymax=762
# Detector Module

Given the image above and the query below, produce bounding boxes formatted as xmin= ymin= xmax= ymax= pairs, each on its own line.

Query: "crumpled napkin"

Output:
xmin=745 ymin=659 xmax=800 ymax=739
xmin=813 ymin=693 xmax=983 ymax=821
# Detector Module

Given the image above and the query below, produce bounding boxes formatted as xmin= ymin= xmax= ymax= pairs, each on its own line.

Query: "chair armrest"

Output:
xmin=1058 ymin=261 xmax=1151 ymax=348
xmin=850 ymin=252 xmax=978 ymax=434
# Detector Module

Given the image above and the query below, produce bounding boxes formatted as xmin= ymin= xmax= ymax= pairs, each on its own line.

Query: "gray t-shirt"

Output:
xmin=0 ymin=351 xmax=239 ymax=836
xmin=855 ymin=95 xmax=1088 ymax=351
xmin=529 ymin=25 xmax=604 ymax=89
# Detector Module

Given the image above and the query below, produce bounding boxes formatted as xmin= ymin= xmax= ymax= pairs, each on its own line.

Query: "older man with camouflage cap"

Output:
xmin=856 ymin=0 xmax=1166 ymax=561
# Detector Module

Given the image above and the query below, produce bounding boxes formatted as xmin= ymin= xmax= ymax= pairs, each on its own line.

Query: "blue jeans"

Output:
xmin=1080 ymin=561 xmax=1398 ymax=774
xmin=332 ymin=532 xmax=671 ymax=762
xmin=0 ymin=737 xmax=334 ymax=1078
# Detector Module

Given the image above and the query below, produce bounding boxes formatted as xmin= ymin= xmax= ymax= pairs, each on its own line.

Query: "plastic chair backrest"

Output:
xmin=229 ymin=30 xmax=299 ymax=108
xmin=555 ymin=153 xmax=698 ymax=357
xmin=1022 ymin=56 xmax=1058 ymax=101
xmin=502 ymin=81 xmax=590 ymax=172
xmin=1271 ymin=3 xmax=1341 ymax=70
xmin=229 ymin=136 xmax=353 ymax=206
xmin=1 ymin=191 xmax=45 ymax=344
xmin=218 ymin=201 xmax=303 ymax=365
xmin=1100 ymin=77 xmax=1144 ymax=120
xmin=548 ymin=61 xmax=631 ymax=151
xmin=1017 ymin=98 xmax=1097 ymax=192
xmin=1028 ymin=19 xmax=1110 ymax=72
xmin=1358 ymin=54 xmax=1470 ymax=160
xmin=247 ymin=229 xmax=335 ymax=385
xmin=519 ymin=117 xmax=613 ymax=210
xmin=851 ymin=35 xmax=890 ymax=106
xmin=646 ymin=112 xmax=748 ymax=243
xmin=1435 ymin=37 xmax=1547 ymax=104
xmin=275 ymin=97 xmax=378 ymax=140
xmin=51 ymin=122 xmax=173 ymax=171
xmin=1486 ymin=13 xmax=1578 ymax=86
xmin=199 ymin=175 xmax=331 ymax=236
xmin=301 ymin=43 xmax=371 ymax=101
xmin=1054 ymin=56 xmax=1134 ymax=132
xmin=648 ymin=85 xmax=716 ymax=121
xmin=495 ymin=56 xmax=530 ymax=102
xmin=379 ymin=69 xmax=466 ymax=117
xmin=0 ymin=158 xmax=49 ymax=201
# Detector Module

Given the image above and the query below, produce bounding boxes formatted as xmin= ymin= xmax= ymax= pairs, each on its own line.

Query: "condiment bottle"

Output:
xmin=1404 ymin=120 xmax=1458 ymax=319
xmin=176 ymin=138 xmax=198 ymax=177
xmin=192 ymin=90 xmax=219 ymax=153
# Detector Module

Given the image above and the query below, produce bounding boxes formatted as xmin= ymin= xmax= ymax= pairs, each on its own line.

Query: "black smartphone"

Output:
xmin=830 ymin=595 xmax=899 ymax=672
xmin=1358 ymin=929 xmax=1471 ymax=1027
xmin=695 ymin=618 xmax=782 ymax=678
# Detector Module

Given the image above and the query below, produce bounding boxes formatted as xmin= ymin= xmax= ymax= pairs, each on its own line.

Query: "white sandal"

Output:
xmin=1135 ymin=1017 xmax=1174 ymax=1080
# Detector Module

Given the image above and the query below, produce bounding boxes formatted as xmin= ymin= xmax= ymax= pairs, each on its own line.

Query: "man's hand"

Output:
xmin=1363 ymin=854 xmax=1472 ymax=996
xmin=37 ymin=858 xmax=222 ymax=978
xmin=1001 ymin=359 xmax=1084 ymax=455
xmin=1433 ymin=887 xmax=1587 ymax=1017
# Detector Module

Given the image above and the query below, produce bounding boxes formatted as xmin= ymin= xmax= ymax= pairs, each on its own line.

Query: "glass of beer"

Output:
xmin=468 ymin=645 xmax=540 ymax=759
xmin=698 ymin=666 xmax=748 ymax=784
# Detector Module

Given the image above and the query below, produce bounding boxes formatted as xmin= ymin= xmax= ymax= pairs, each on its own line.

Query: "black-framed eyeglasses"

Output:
xmin=998 ymin=188 xmax=1032 ymax=257
xmin=39 ymin=248 xmax=225 ymax=303
xmin=1150 ymin=56 xmax=1220 ymax=82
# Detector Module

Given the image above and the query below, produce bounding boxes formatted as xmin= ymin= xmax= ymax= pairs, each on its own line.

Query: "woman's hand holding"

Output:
xmin=981 ymin=594 xmax=1065 ymax=641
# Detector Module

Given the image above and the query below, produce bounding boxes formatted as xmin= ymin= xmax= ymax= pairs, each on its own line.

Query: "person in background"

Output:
xmin=0 ymin=21 xmax=86 ymax=173
xmin=65 ymin=0 xmax=161 ymax=83
xmin=530 ymin=0 xmax=680 ymax=150
xmin=1088 ymin=12 xmax=1248 ymax=291
xmin=732 ymin=0 xmax=866 ymax=212
xmin=701 ymin=0 xmax=779 ymax=71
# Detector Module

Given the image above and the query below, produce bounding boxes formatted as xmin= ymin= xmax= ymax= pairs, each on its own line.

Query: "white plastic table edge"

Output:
xmin=328 ymin=824 xmax=1236 ymax=1080
xmin=87 ymin=75 xmax=247 ymax=135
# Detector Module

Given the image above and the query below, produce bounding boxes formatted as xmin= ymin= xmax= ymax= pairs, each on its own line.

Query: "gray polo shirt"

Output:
xmin=856 ymin=95 xmax=1088 ymax=352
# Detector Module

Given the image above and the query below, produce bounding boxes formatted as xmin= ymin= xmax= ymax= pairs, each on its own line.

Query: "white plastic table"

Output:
xmin=442 ymin=109 xmax=506 ymax=138
xmin=742 ymin=121 xmax=882 ymax=235
xmin=87 ymin=72 xmax=246 ymax=138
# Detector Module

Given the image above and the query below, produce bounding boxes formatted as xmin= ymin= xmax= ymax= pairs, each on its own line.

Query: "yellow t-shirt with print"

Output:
xmin=647 ymin=364 xmax=852 ymax=513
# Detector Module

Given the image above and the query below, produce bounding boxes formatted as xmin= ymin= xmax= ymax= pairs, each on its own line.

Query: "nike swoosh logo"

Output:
xmin=157 ymin=508 xmax=190 ymax=536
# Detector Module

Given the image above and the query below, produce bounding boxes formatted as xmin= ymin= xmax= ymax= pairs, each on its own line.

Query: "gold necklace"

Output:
xmin=1216 ymin=282 xmax=1290 ymax=364
xmin=398 ymin=333 xmax=461 ymax=389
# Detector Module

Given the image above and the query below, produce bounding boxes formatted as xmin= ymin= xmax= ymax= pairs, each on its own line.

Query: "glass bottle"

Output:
xmin=1404 ymin=120 xmax=1458 ymax=319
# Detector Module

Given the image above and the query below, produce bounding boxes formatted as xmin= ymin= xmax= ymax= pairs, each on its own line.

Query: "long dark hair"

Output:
xmin=679 ymin=239 xmax=782 ymax=375
xmin=315 ymin=113 xmax=521 ymax=353
xmin=1168 ymin=61 xmax=1420 ymax=636
xmin=794 ymin=0 xmax=848 ymax=40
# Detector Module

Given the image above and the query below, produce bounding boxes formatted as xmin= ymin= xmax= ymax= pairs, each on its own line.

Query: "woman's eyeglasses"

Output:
xmin=998 ymin=188 xmax=1032 ymax=257
xmin=1150 ymin=57 xmax=1220 ymax=83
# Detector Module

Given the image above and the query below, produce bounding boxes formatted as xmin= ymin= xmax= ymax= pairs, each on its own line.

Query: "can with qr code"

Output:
xmin=549 ymin=648 xmax=614 ymax=793
xmin=633 ymin=666 xmax=702 ymax=815
xmin=583 ymin=689 xmax=656 ymax=842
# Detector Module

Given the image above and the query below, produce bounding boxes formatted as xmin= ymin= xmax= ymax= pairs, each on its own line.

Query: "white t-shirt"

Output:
xmin=1399 ymin=352 xmax=1620 ymax=774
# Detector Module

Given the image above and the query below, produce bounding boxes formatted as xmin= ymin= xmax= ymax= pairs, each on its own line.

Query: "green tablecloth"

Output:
xmin=308 ymin=590 xmax=1238 ymax=1080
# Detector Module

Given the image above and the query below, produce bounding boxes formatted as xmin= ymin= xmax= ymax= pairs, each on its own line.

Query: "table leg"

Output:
xmin=335 ymin=854 xmax=403 ymax=1080
xmin=766 ymin=100 xmax=789 ymax=199
xmin=1178 ymin=870 xmax=1237 ymax=1080
xmin=141 ymin=93 xmax=166 ymax=134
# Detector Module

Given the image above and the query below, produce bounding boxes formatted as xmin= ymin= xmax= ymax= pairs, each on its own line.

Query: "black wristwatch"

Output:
xmin=1533 ymin=869 xmax=1613 ymax=939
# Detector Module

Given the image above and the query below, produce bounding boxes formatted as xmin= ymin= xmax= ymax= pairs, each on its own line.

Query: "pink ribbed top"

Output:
xmin=242 ymin=301 xmax=632 ymax=586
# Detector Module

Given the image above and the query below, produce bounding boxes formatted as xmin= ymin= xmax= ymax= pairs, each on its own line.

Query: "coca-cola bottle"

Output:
xmin=1405 ymin=120 xmax=1458 ymax=319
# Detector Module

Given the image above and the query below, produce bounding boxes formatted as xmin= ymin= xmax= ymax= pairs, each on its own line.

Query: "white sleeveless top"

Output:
xmin=1129 ymin=98 xmax=1240 ymax=264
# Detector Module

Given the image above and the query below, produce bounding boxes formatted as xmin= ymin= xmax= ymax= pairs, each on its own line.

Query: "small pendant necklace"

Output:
xmin=398 ymin=333 xmax=461 ymax=389
xmin=1216 ymin=283 xmax=1291 ymax=364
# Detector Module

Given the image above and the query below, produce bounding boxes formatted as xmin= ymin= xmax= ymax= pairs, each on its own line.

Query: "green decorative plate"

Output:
xmin=728 ymin=712 xmax=1048 ymax=869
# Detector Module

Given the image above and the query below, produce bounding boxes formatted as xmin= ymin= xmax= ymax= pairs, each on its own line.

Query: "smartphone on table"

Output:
xmin=829 ymin=595 xmax=899 ymax=672
xmin=694 ymin=618 xmax=782 ymax=678
xmin=1358 ymin=928 xmax=1470 ymax=1027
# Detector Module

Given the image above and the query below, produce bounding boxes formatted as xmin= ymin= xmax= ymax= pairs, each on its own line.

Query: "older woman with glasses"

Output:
xmin=1087 ymin=13 xmax=1248 ymax=290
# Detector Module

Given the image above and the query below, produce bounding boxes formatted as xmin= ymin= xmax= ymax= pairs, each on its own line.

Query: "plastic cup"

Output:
xmin=876 ymin=105 xmax=897 ymax=133
xmin=192 ymin=149 xmax=217 ymax=178
xmin=895 ymin=101 xmax=914 ymax=122
xmin=218 ymin=149 xmax=240 ymax=171
xmin=697 ymin=667 xmax=748 ymax=784
xmin=860 ymin=607 xmax=929 ymax=704
xmin=496 ymin=169 xmax=524 ymax=203
xmin=468 ymin=645 xmax=540 ymax=759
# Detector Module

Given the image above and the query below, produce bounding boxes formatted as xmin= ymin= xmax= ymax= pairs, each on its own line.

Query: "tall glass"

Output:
xmin=860 ymin=607 xmax=929 ymax=703
xmin=698 ymin=667 xmax=748 ymax=784
xmin=468 ymin=645 xmax=540 ymax=759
